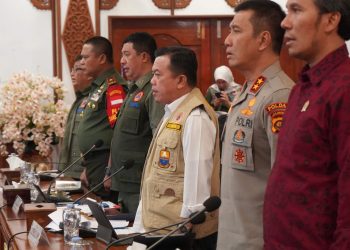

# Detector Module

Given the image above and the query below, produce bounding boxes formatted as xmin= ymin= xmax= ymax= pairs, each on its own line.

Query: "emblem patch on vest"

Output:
xmin=234 ymin=149 xmax=245 ymax=164
xmin=233 ymin=129 xmax=246 ymax=143
xmin=265 ymin=102 xmax=287 ymax=133
xmin=159 ymin=149 xmax=170 ymax=168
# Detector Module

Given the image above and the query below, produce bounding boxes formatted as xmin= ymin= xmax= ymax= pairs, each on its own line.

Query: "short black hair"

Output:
xmin=235 ymin=0 xmax=286 ymax=54
xmin=122 ymin=32 xmax=157 ymax=62
xmin=84 ymin=36 xmax=114 ymax=63
xmin=314 ymin=0 xmax=350 ymax=40
xmin=155 ymin=46 xmax=197 ymax=87
xmin=74 ymin=55 xmax=82 ymax=62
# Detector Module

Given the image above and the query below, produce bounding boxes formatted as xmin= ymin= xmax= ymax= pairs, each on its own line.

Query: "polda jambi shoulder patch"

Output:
xmin=265 ymin=102 xmax=287 ymax=133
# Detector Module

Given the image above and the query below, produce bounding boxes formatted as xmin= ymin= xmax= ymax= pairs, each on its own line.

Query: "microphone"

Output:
xmin=46 ymin=139 xmax=103 ymax=196
xmin=105 ymin=210 xmax=206 ymax=249
xmin=73 ymin=159 xmax=134 ymax=205
xmin=146 ymin=196 xmax=221 ymax=250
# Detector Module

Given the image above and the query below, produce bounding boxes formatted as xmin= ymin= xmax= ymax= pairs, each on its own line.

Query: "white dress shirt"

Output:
xmin=132 ymin=93 xmax=216 ymax=233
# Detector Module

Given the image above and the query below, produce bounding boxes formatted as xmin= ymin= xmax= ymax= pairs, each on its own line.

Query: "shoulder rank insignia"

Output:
xmin=265 ymin=102 xmax=287 ymax=133
xmin=166 ymin=122 xmax=182 ymax=131
xmin=107 ymin=76 xmax=118 ymax=85
xmin=249 ymin=76 xmax=266 ymax=95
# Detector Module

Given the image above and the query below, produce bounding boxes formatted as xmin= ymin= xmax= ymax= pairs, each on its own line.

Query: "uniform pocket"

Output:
xmin=120 ymin=107 xmax=141 ymax=135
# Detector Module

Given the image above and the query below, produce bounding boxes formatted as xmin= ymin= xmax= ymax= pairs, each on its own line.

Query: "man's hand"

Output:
xmin=104 ymin=175 xmax=112 ymax=191
xmin=80 ymin=168 xmax=89 ymax=187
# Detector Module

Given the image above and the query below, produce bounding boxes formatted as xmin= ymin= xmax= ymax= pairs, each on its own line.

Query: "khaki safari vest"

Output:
xmin=141 ymin=87 xmax=221 ymax=239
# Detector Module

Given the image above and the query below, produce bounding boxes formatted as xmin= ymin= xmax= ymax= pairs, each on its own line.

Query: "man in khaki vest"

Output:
xmin=132 ymin=46 xmax=221 ymax=250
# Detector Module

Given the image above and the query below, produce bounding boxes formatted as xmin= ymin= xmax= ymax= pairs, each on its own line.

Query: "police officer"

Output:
xmin=103 ymin=32 xmax=164 ymax=213
xmin=78 ymin=36 xmax=127 ymax=199
xmin=59 ymin=56 xmax=92 ymax=179
xmin=217 ymin=1 xmax=295 ymax=250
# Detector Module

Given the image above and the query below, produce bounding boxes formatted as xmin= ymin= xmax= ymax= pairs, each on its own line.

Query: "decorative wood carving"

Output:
xmin=62 ymin=0 xmax=95 ymax=70
xmin=30 ymin=0 xmax=52 ymax=10
xmin=100 ymin=0 xmax=119 ymax=10
xmin=225 ymin=0 xmax=241 ymax=8
xmin=152 ymin=0 xmax=191 ymax=9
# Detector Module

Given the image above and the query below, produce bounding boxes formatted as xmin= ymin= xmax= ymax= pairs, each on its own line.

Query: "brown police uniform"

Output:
xmin=217 ymin=61 xmax=294 ymax=250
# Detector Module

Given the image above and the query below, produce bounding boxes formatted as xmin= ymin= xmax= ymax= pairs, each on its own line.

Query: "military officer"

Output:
xmin=217 ymin=1 xmax=295 ymax=249
xmin=78 ymin=36 xmax=127 ymax=199
xmin=59 ymin=56 xmax=92 ymax=179
xmin=103 ymin=32 xmax=164 ymax=213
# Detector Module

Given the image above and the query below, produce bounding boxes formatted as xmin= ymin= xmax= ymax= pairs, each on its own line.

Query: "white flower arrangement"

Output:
xmin=0 ymin=71 xmax=68 ymax=157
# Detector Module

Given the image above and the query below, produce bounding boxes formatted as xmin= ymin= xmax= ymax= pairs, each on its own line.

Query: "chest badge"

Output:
xmin=133 ymin=91 xmax=144 ymax=102
xmin=301 ymin=100 xmax=309 ymax=112
xmin=240 ymin=97 xmax=256 ymax=116
xmin=159 ymin=149 xmax=170 ymax=168
xmin=234 ymin=149 xmax=246 ymax=164
xmin=233 ymin=129 xmax=246 ymax=143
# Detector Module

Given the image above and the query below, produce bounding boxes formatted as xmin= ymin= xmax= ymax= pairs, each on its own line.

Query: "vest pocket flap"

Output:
xmin=156 ymin=136 xmax=179 ymax=149
xmin=151 ymin=181 xmax=183 ymax=199
xmin=230 ymin=128 xmax=253 ymax=147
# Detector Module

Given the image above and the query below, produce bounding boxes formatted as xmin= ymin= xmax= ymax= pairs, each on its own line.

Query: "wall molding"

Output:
xmin=100 ymin=0 xmax=119 ymax=10
xmin=225 ymin=0 xmax=240 ymax=8
xmin=152 ymin=0 xmax=191 ymax=9
xmin=30 ymin=0 xmax=52 ymax=10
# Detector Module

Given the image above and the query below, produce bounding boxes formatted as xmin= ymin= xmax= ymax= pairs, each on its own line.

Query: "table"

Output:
xmin=0 ymin=173 xmax=126 ymax=250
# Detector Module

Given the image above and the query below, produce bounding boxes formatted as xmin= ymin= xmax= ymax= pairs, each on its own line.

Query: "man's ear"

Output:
xmin=176 ymin=75 xmax=187 ymax=90
xmin=257 ymin=31 xmax=271 ymax=52
xmin=324 ymin=11 xmax=341 ymax=34
xmin=99 ymin=53 xmax=107 ymax=64
xmin=140 ymin=52 xmax=150 ymax=63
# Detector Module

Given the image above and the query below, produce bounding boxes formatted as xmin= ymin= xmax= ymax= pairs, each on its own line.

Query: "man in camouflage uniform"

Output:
xmin=78 ymin=36 xmax=127 ymax=199
xmin=104 ymin=32 xmax=164 ymax=213
xmin=59 ymin=56 xmax=92 ymax=179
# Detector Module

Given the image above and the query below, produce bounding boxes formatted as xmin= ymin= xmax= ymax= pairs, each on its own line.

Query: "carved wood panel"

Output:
xmin=225 ymin=0 xmax=241 ymax=8
xmin=152 ymin=0 xmax=191 ymax=9
xmin=100 ymin=0 xmax=119 ymax=10
xmin=62 ymin=0 xmax=95 ymax=70
xmin=30 ymin=0 xmax=52 ymax=10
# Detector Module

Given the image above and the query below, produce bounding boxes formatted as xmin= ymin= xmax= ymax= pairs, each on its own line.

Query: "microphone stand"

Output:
xmin=46 ymin=143 xmax=99 ymax=196
xmin=146 ymin=210 xmax=203 ymax=250
xmin=105 ymin=218 xmax=192 ymax=249
xmin=74 ymin=165 xmax=128 ymax=205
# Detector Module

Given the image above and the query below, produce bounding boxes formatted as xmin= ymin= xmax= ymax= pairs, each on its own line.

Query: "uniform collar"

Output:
xmin=300 ymin=44 xmax=349 ymax=86
xmin=164 ymin=93 xmax=189 ymax=119
xmin=75 ymin=86 xmax=91 ymax=98
xmin=92 ymin=68 xmax=116 ymax=87
xmin=132 ymin=71 xmax=153 ymax=90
